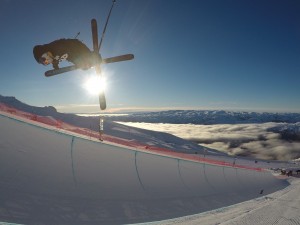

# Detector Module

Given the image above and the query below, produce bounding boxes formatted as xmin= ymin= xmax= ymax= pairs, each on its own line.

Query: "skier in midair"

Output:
xmin=33 ymin=39 xmax=94 ymax=70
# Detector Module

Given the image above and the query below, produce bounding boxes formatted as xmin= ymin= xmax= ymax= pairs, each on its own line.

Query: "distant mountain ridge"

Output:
xmin=112 ymin=110 xmax=300 ymax=124
xmin=1 ymin=94 xmax=300 ymax=124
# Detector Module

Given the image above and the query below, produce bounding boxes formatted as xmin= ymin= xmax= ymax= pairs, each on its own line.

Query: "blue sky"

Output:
xmin=0 ymin=0 xmax=299 ymax=113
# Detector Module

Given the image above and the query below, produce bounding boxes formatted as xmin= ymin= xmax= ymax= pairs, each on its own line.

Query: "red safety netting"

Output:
xmin=0 ymin=103 xmax=262 ymax=172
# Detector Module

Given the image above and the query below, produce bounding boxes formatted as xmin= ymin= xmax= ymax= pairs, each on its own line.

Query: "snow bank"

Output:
xmin=0 ymin=114 xmax=288 ymax=225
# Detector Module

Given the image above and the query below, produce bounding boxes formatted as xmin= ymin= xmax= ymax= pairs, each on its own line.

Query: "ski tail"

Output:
xmin=91 ymin=19 xmax=99 ymax=53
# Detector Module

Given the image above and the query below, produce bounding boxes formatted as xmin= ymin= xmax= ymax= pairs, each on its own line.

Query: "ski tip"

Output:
xmin=91 ymin=18 xmax=97 ymax=27
xmin=44 ymin=71 xmax=54 ymax=77
xmin=100 ymin=101 xmax=106 ymax=110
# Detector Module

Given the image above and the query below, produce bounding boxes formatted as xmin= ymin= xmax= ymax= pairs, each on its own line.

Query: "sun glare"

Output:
xmin=83 ymin=75 xmax=107 ymax=95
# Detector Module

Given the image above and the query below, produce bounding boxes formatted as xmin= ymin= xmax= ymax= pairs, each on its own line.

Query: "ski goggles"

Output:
xmin=39 ymin=53 xmax=53 ymax=65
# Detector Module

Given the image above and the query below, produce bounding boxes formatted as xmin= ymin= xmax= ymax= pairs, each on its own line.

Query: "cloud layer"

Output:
xmin=118 ymin=122 xmax=300 ymax=161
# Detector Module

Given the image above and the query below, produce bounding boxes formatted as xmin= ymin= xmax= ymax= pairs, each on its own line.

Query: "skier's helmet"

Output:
xmin=33 ymin=45 xmax=53 ymax=65
xmin=33 ymin=45 xmax=45 ymax=63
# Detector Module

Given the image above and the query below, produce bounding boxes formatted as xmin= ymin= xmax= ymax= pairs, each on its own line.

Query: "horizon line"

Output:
xmin=54 ymin=104 xmax=300 ymax=114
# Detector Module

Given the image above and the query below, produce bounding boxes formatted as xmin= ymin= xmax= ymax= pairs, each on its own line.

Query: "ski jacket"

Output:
xmin=33 ymin=39 xmax=92 ymax=68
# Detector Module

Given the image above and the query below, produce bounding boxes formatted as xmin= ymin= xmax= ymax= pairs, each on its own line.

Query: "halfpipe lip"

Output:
xmin=0 ymin=111 xmax=265 ymax=172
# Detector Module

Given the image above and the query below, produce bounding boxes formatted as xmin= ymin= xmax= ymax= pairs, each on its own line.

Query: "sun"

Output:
xmin=83 ymin=74 xmax=107 ymax=95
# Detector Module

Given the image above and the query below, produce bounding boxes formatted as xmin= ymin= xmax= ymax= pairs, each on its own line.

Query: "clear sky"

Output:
xmin=0 ymin=0 xmax=299 ymax=113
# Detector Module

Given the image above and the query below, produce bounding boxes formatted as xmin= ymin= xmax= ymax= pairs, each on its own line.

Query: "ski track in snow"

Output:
xmin=151 ymin=179 xmax=300 ymax=225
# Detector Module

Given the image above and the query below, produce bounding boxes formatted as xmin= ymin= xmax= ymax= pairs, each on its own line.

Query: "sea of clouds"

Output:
xmin=118 ymin=122 xmax=300 ymax=161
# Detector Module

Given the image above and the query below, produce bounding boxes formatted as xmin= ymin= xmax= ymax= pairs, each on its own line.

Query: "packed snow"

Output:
xmin=0 ymin=95 xmax=300 ymax=224
xmin=147 ymin=178 xmax=300 ymax=225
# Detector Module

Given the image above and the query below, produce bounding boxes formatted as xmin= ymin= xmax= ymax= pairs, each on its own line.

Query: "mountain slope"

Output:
xmin=112 ymin=110 xmax=300 ymax=124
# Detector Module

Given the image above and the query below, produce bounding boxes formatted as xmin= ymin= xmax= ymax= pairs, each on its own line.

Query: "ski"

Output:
xmin=45 ymin=65 xmax=78 ymax=77
xmin=92 ymin=19 xmax=107 ymax=110
xmin=102 ymin=54 xmax=134 ymax=64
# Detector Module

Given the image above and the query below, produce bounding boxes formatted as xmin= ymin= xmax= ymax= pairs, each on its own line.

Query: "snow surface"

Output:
xmin=0 ymin=106 xmax=295 ymax=224
xmin=145 ymin=178 xmax=300 ymax=225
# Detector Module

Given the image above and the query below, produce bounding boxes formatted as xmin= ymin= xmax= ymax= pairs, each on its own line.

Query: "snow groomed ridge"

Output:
xmin=0 ymin=113 xmax=288 ymax=225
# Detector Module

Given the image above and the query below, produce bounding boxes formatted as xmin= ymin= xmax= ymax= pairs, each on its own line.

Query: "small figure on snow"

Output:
xmin=287 ymin=170 xmax=293 ymax=177
xmin=33 ymin=39 xmax=94 ymax=70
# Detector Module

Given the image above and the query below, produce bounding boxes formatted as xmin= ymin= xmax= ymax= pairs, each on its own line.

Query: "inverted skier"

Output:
xmin=33 ymin=39 xmax=94 ymax=70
